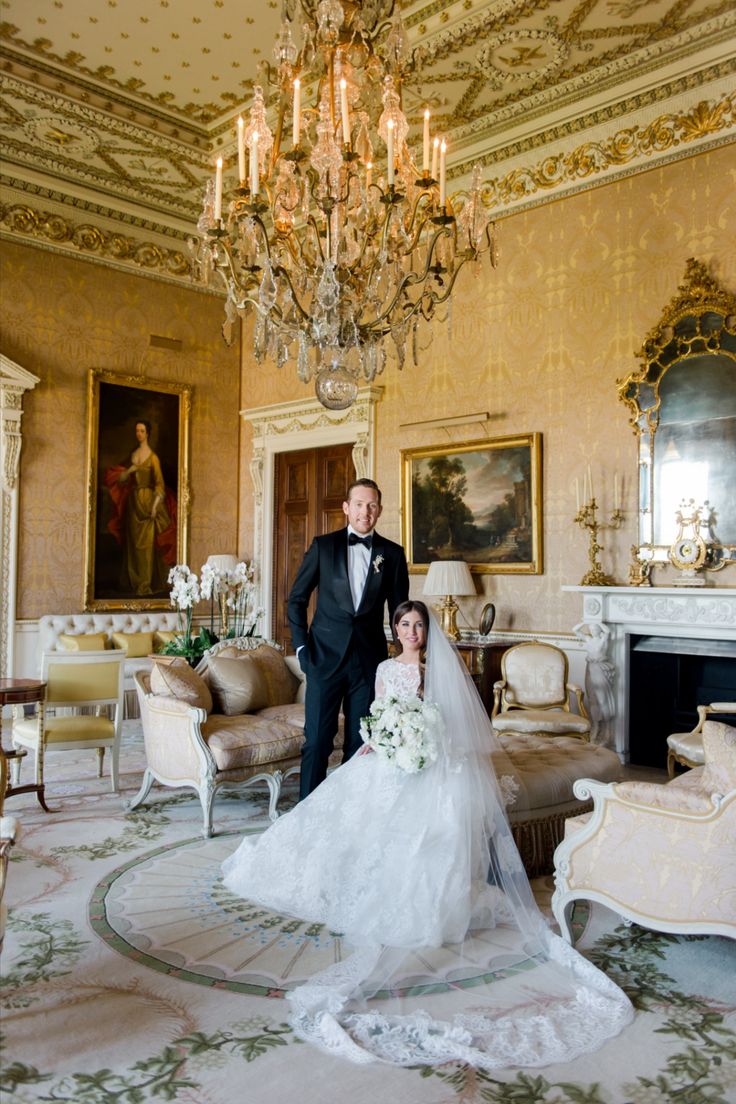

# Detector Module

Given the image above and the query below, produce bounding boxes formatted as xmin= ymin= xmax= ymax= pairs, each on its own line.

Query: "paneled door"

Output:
xmin=272 ymin=443 xmax=356 ymax=650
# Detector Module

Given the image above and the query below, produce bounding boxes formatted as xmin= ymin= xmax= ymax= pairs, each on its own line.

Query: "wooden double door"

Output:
xmin=271 ymin=443 xmax=356 ymax=651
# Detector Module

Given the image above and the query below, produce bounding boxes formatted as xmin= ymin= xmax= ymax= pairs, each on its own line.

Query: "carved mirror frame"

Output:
xmin=617 ymin=258 xmax=736 ymax=579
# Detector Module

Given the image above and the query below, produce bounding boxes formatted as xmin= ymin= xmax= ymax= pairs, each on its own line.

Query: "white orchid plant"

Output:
xmin=164 ymin=559 xmax=263 ymax=663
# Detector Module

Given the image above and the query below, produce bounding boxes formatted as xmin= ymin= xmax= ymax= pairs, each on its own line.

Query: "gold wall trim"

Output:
xmin=466 ymin=92 xmax=736 ymax=214
xmin=0 ymin=199 xmax=195 ymax=282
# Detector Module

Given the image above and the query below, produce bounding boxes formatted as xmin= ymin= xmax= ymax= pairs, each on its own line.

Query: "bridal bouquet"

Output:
xmin=359 ymin=695 xmax=441 ymax=773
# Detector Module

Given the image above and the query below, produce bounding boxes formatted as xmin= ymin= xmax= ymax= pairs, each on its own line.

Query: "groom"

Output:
xmin=287 ymin=478 xmax=410 ymax=798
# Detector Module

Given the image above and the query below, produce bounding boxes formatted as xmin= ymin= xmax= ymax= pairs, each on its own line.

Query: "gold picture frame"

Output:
xmin=401 ymin=433 xmax=543 ymax=574
xmin=84 ymin=369 xmax=192 ymax=610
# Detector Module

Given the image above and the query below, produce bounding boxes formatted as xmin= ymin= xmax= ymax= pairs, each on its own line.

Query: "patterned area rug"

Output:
xmin=2 ymin=722 xmax=735 ymax=1104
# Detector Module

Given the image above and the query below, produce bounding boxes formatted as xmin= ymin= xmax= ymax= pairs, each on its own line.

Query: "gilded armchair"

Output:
xmin=492 ymin=642 xmax=591 ymax=741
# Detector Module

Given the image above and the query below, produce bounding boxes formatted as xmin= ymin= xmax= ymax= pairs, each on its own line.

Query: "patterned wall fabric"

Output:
xmin=0 ymin=243 xmax=241 ymax=618
xmin=237 ymin=145 xmax=736 ymax=635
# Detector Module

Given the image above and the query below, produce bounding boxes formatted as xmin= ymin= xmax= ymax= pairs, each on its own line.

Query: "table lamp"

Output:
xmin=423 ymin=560 xmax=476 ymax=640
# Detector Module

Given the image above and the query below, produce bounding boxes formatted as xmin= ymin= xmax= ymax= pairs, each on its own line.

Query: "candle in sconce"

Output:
xmin=423 ymin=109 xmax=430 ymax=174
xmin=365 ymin=161 xmax=372 ymax=192
xmin=386 ymin=119 xmax=395 ymax=187
xmin=237 ymin=117 xmax=245 ymax=185
xmin=431 ymin=136 xmax=439 ymax=181
xmin=250 ymin=133 xmax=259 ymax=196
xmin=439 ymin=139 xmax=447 ymax=207
xmin=339 ymin=78 xmax=350 ymax=145
xmin=214 ymin=157 xmax=223 ymax=221
xmin=292 ymin=78 xmax=301 ymax=146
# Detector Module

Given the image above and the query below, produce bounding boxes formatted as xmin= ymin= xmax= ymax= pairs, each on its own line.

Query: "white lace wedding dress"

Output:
xmin=221 ymin=639 xmax=634 ymax=1069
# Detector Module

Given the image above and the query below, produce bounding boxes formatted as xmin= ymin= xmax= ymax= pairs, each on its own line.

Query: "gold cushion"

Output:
xmin=111 ymin=631 xmax=154 ymax=658
xmin=58 ymin=632 xmax=109 ymax=652
xmin=253 ymin=644 xmax=300 ymax=706
xmin=153 ymin=630 xmax=179 ymax=652
xmin=150 ymin=658 xmax=213 ymax=713
xmin=201 ymin=713 xmax=303 ymax=771
xmin=207 ymin=654 xmax=269 ymax=716
xmin=13 ymin=715 xmax=115 ymax=742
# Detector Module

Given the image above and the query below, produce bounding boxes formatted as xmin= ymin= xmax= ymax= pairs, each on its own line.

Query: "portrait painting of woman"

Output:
xmin=84 ymin=372 xmax=191 ymax=609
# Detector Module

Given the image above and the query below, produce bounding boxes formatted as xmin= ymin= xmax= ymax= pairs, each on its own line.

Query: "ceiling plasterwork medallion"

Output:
xmin=22 ymin=114 xmax=99 ymax=156
xmin=476 ymin=30 xmax=568 ymax=88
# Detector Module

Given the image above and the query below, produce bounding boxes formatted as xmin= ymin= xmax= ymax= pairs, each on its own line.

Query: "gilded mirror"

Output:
xmin=618 ymin=259 xmax=736 ymax=578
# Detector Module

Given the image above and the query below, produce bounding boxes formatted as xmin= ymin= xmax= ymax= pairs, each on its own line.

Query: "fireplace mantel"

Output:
xmin=563 ymin=585 xmax=736 ymax=758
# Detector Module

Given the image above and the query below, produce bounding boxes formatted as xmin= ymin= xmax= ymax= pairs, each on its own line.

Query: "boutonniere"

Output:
xmin=373 ymin=554 xmax=384 ymax=574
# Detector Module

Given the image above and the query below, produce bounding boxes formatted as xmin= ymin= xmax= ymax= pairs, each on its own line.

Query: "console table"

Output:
xmin=0 ymin=678 xmax=49 ymax=812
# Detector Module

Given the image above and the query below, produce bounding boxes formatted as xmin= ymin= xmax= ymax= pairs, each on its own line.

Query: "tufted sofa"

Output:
xmin=38 ymin=612 xmax=181 ymax=717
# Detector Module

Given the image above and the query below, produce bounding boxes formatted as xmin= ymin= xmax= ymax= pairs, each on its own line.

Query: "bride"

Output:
xmin=221 ymin=600 xmax=633 ymax=1068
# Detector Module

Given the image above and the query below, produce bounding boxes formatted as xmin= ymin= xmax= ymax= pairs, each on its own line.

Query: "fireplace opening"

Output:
xmin=628 ymin=635 xmax=736 ymax=768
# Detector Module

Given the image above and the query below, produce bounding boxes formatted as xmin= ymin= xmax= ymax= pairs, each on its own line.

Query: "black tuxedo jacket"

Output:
xmin=287 ymin=528 xmax=410 ymax=682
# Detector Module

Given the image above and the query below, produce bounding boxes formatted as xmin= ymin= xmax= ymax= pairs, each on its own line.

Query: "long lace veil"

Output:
xmin=288 ymin=614 xmax=633 ymax=1068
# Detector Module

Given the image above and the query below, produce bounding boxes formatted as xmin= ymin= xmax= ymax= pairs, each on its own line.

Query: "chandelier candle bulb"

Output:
xmin=340 ymin=78 xmax=350 ymax=145
xmin=293 ymin=79 xmax=301 ymax=146
xmin=423 ymin=109 xmax=430 ymax=173
xmin=431 ymin=136 xmax=439 ymax=180
xmin=366 ymin=161 xmax=372 ymax=191
xmin=237 ymin=117 xmax=245 ymax=185
xmin=387 ymin=119 xmax=395 ymax=186
xmin=440 ymin=139 xmax=447 ymax=207
xmin=250 ymin=133 xmax=259 ymax=196
xmin=214 ymin=157 xmax=223 ymax=221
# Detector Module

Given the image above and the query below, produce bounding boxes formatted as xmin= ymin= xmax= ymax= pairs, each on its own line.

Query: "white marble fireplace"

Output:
xmin=564 ymin=585 xmax=736 ymax=761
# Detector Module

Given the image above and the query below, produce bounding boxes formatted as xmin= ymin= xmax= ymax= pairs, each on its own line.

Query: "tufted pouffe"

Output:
xmin=494 ymin=732 xmax=622 ymax=876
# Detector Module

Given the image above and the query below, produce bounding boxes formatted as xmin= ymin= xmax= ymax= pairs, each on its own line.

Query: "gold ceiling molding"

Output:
xmin=0 ymin=200 xmax=193 ymax=279
xmin=462 ymin=92 xmax=736 ymax=213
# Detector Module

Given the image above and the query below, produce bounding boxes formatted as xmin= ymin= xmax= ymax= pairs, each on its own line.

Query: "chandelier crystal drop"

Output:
xmin=190 ymin=0 xmax=498 ymax=410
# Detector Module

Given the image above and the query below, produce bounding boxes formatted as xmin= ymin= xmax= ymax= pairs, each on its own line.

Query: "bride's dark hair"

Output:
xmin=391 ymin=600 xmax=429 ymax=697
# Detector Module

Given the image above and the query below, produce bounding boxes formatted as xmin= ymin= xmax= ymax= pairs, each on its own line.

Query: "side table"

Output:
xmin=456 ymin=642 xmax=517 ymax=717
xmin=0 ymin=678 xmax=50 ymax=812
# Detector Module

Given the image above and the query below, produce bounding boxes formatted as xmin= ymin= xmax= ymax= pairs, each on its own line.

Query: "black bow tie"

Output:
xmin=348 ymin=533 xmax=372 ymax=548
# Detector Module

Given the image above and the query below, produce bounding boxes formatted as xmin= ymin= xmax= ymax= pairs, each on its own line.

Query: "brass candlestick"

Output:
xmin=574 ymin=498 xmax=624 ymax=586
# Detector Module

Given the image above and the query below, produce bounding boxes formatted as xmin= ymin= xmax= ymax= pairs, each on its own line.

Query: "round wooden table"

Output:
xmin=0 ymin=678 xmax=50 ymax=812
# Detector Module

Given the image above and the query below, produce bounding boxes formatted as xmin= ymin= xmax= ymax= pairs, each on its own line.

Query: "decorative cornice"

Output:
xmin=0 ymin=199 xmax=193 ymax=277
xmin=455 ymin=92 xmax=736 ymax=215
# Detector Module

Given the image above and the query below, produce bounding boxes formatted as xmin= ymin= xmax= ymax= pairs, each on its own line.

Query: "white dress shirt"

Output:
xmin=347 ymin=525 xmax=372 ymax=609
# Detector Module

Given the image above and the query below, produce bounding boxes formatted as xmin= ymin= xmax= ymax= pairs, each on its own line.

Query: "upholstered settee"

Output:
xmin=38 ymin=612 xmax=181 ymax=717
xmin=130 ymin=641 xmax=341 ymax=836
xmin=552 ymin=720 xmax=736 ymax=941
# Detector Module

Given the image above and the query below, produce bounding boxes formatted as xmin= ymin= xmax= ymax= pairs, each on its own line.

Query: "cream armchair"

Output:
xmin=552 ymin=720 xmax=736 ymax=942
xmin=667 ymin=701 xmax=736 ymax=777
xmin=492 ymin=642 xmax=591 ymax=741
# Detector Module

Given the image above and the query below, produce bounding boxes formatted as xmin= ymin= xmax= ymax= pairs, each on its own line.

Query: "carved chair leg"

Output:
xmin=266 ymin=770 xmax=283 ymax=822
xmin=666 ymin=749 xmax=677 ymax=779
xmin=200 ymin=784 xmax=216 ymax=839
xmin=128 ymin=768 xmax=155 ymax=812
xmin=110 ymin=743 xmax=120 ymax=793
xmin=551 ymin=892 xmax=575 ymax=944
xmin=97 ymin=748 xmax=105 ymax=778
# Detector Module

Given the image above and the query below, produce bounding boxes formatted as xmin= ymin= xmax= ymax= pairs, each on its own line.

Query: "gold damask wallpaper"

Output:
xmin=237 ymin=143 xmax=736 ymax=636
xmin=0 ymin=243 xmax=241 ymax=618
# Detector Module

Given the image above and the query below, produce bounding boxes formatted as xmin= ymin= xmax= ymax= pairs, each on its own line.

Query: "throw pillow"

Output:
xmin=111 ymin=631 xmax=154 ymax=658
xmin=153 ymin=630 xmax=179 ymax=652
xmin=701 ymin=720 xmax=736 ymax=793
xmin=150 ymin=657 xmax=213 ymax=713
xmin=207 ymin=653 xmax=269 ymax=716
xmin=58 ymin=631 xmax=109 ymax=652
xmin=252 ymin=644 xmax=300 ymax=706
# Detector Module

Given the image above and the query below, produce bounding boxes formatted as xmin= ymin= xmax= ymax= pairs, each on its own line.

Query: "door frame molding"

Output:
xmin=241 ymin=386 xmax=384 ymax=639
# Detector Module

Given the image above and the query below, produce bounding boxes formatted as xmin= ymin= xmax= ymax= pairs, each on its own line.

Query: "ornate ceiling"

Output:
xmin=1 ymin=0 xmax=734 ymax=284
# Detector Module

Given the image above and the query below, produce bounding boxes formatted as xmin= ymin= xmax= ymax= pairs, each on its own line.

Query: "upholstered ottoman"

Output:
xmin=494 ymin=733 xmax=622 ymax=876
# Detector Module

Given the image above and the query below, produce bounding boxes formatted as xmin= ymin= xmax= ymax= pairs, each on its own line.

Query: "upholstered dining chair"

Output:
xmin=667 ymin=701 xmax=736 ymax=777
xmin=11 ymin=651 xmax=125 ymax=793
xmin=491 ymin=642 xmax=591 ymax=741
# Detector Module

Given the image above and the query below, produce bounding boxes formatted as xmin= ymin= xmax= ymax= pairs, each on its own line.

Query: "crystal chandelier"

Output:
xmin=191 ymin=0 xmax=498 ymax=410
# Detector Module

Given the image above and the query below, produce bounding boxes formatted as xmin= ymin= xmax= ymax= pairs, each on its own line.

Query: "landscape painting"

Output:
xmin=401 ymin=434 xmax=542 ymax=574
